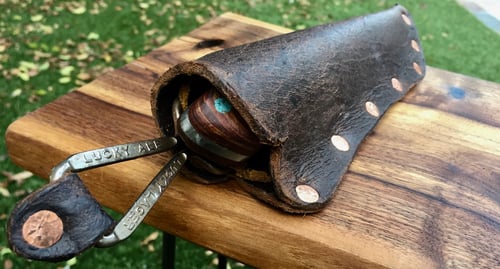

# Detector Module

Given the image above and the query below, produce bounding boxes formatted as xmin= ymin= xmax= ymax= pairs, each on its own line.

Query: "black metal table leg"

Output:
xmin=218 ymin=254 xmax=227 ymax=269
xmin=163 ymin=232 xmax=176 ymax=269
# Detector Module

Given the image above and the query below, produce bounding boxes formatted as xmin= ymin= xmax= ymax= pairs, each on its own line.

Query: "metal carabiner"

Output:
xmin=49 ymin=136 xmax=186 ymax=247
xmin=50 ymin=137 xmax=178 ymax=182
xmin=97 ymin=150 xmax=187 ymax=247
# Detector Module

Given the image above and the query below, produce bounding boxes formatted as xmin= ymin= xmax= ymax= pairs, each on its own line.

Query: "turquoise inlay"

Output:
xmin=449 ymin=86 xmax=465 ymax=99
xmin=214 ymin=98 xmax=232 ymax=113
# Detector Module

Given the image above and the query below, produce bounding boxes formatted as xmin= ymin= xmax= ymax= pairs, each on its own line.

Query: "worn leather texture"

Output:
xmin=8 ymin=174 xmax=115 ymax=262
xmin=151 ymin=5 xmax=426 ymax=212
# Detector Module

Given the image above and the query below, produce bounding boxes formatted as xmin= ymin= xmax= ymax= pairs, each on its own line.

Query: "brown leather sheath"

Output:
xmin=151 ymin=5 xmax=426 ymax=213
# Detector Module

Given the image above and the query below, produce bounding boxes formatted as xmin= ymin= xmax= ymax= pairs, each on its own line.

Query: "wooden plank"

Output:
xmin=404 ymin=66 xmax=500 ymax=127
xmin=5 ymin=12 xmax=500 ymax=268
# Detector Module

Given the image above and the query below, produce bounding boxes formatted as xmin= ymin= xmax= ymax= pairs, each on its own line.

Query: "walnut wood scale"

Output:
xmin=5 ymin=13 xmax=499 ymax=268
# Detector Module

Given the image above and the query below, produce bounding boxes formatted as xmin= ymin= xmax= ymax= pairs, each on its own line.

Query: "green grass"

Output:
xmin=0 ymin=0 xmax=498 ymax=268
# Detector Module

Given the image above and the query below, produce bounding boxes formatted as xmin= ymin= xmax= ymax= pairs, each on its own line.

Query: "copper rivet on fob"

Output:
xmin=411 ymin=40 xmax=420 ymax=52
xmin=331 ymin=135 xmax=350 ymax=151
xmin=365 ymin=101 xmax=380 ymax=117
xmin=391 ymin=78 xmax=403 ymax=92
xmin=413 ymin=62 xmax=423 ymax=75
xmin=22 ymin=210 xmax=64 ymax=248
xmin=401 ymin=13 xmax=412 ymax=25
xmin=296 ymin=184 xmax=320 ymax=203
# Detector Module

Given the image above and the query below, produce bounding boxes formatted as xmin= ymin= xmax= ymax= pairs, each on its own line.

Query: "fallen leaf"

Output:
xmin=140 ymin=231 xmax=159 ymax=245
xmin=10 ymin=89 xmax=22 ymax=97
xmin=28 ymin=68 xmax=39 ymax=77
xmin=14 ymin=190 xmax=27 ymax=197
xmin=87 ymin=32 xmax=99 ymax=40
xmin=20 ymin=61 xmax=37 ymax=70
xmin=140 ymin=14 xmax=152 ymax=25
xmin=58 ymin=77 xmax=71 ymax=84
xmin=3 ymin=259 xmax=13 ymax=269
xmin=65 ymin=39 xmax=76 ymax=47
xmin=38 ymin=61 xmax=50 ymax=71
xmin=26 ymin=42 xmax=39 ymax=49
xmin=0 ymin=53 xmax=9 ymax=63
xmin=0 ymin=187 xmax=10 ymax=197
xmin=66 ymin=257 xmax=77 ymax=266
xmin=75 ymin=80 xmax=86 ymax=86
xmin=59 ymin=54 xmax=71 ymax=60
xmin=68 ymin=4 xmax=86 ymax=15
xmin=40 ymin=24 xmax=54 ymax=34
xmin=17 ymin=72 xmax=30 ymax=81
xmin=123 ymin=50 xmax=135 ymax=63
xmin=102 ymin=53 xmax=112 ymax=63
xmin=0 ymin=248 xmax=12 ymax=256
xmin=154 ymin=35 xmax=167 ymax=44
xmin=59 ymin=65 xmax=75 ymax=76
xmin=28 ymin=94 xmax=41 ymax=103
xmin=30 ymin=14 xmax=44 ymax=22
xmin=36 ymin=89 xmax=47 ymax=96
xmin=144 ymin=29 xmax=158 ymax=36
xmin=2 ymin=170 xmax=33 ymax=184
xmin=77 ymin=72 xmax=91 ymax=80
xmin=139 ymin=2 xmax=149 ymax=9
xmin=76 ymin=53 xmax=89 ymax=60
xmin=195 ymin=14 xmax=205 ymax=24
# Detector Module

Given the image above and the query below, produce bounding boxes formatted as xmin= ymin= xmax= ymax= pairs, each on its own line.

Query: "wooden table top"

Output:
xmin=6 ymin=13 xmax=500 ymax=269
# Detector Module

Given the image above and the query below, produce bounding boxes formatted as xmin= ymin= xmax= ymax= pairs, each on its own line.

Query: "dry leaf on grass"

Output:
xmin=140 ymin=231 xmax=159 ymax=246
xmin=1 ymin=170 xmax=34 ymax=185
xmin=3 ymin=259 xmax=13 ymax=269
xmin=0 ymin=187 xmax=10 ymax=197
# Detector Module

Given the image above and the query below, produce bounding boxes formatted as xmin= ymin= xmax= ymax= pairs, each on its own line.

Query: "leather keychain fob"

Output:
xmin=8 ymin=5 xmax=425 ymax=262
xmin=8 ymin=138 xmax=185 ymax=261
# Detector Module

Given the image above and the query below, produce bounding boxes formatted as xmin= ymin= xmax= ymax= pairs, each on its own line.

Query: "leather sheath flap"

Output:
xmin=151 ymin=5 xmax=426 ymax=213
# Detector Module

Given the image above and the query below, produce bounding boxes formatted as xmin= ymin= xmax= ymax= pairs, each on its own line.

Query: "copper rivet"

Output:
xmin=391 ymin=78 xmax=404 ymax=92
xmin=411 ymin=40 xmax=420 ymax=52
xmin=401 ymin=13 xmax=412 ymax=25
xmin=22 ymin=210 xmax=64 ymax=248
xmin=365 ymin=101 xmax=380 ymax=117
xmin=296 ymin=184 xmax=320 ymax=203
xmin=331 ymin=135 xmax=350 ymax=151
xmin=413 ymin=62 xmax=423 ymax=75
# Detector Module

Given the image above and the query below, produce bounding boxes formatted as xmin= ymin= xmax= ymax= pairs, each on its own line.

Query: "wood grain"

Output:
xmin=5 ymin=13 xmax=499 ymax=268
